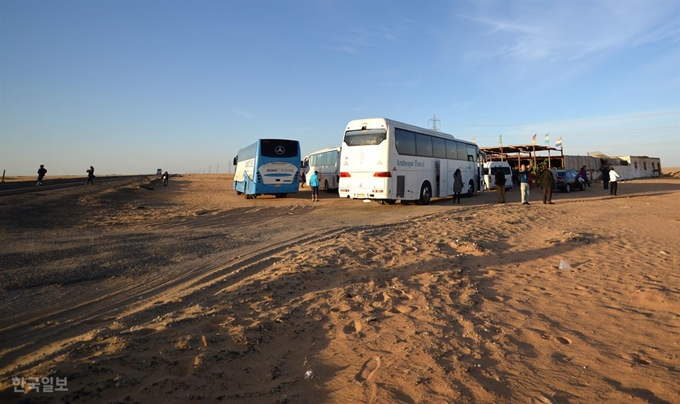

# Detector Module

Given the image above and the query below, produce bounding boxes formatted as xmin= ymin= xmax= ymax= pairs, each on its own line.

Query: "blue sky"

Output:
xmin=1 ymin=0 xmax=679 ymax=175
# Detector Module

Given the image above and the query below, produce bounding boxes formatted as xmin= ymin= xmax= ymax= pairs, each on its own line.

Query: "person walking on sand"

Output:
xmin=300 ymin=170 xmax=306 ymax=188
xmin=518 ymin=163 xmax=531 ymax=205
xmin=494 ymin=167 xmax=506 ymax=204
xmin=309 ymin=170 xmax=320 ymax=202
xmin=609 ymin=166 xmax=620 ymax=196
xmin=538 ymin=166 xmax=555 ymax=204
xmin=86 ymin=166 xmax=95 ymax=185
xmin=36 ymin=165 xmax=47 ymax=186
xmin=452 ymin=168 xmax=463 ymax=204
xmin=600 ymin=165 xmax=610 ymax=193
xmin=161 ymin=171 xmax=169 ymax=186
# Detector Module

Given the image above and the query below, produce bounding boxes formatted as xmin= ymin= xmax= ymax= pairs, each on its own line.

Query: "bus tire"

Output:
xmin=467 ymin=180 xmax=475 ymax=197
xmin=245 ymin=194 xmax=251 ymax=199
xmin=275 ymin=193 xmax=287 ymax=198
xmin=416 ymin=182 xmax=431 ymax=205
xmin=385 ymin=199 xmax=396 ymax=205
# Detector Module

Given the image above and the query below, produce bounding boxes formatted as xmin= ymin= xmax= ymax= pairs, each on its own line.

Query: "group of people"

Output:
xmin=600 ymin=165 xmax=621 ymax=196
xmin=496 ymin=163 xmax=535 ymax=204
xmin=492 ymin=163 xmax=622 ymax=205
xmin=36 ymin=165 xmax=96 ymax=186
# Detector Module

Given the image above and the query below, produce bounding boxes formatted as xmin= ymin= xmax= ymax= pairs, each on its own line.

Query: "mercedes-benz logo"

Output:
xmin=274 ymin=145 xmax=285 ymax=155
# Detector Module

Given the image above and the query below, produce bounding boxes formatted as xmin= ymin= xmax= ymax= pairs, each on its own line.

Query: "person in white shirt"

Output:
xmin=609 ymin=166 xmax=621 ymax=196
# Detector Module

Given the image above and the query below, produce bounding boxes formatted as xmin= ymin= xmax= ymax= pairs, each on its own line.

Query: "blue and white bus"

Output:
xmin=339 ymin=118 xmax=483 ymax=205
xmin=232 ymin=139 xmax=301 ymax=199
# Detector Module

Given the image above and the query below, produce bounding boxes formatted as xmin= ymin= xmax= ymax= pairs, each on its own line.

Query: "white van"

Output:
xmin=482 ymin=161 xmax=513 ymax=190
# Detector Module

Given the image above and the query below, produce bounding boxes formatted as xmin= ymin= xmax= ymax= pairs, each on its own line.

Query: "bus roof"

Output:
xmin=344 ymin=118 xmax=476 ymax=146
xmin=308 ymin=146 xmax=341 ymax=155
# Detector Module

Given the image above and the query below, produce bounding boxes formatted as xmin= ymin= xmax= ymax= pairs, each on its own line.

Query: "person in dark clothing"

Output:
xmin=538 ymin=167 xmax=555 ymax=204
xmin=162 ymin=171 xmax=169 ymax=186
xmin=494 ymin=168 xmax=507 ymax=203
xmin=579 ymin=166 xmax=591 ymax=187
xmin=512 ymin=167 xmax=520 ymax=187
xmin=86 ymin=166 xmax=95 ymax=185
xmin=36 ymin=165 xmax=47 ymax=186
xmin=452 ymin=169 xmax=463 ymax=204
xmin=600 ymin=165 xmax=610 ymax=192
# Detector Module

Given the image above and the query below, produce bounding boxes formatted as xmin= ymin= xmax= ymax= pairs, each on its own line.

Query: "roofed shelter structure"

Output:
xmin=480 ymin=145 xmax=564 ymax=169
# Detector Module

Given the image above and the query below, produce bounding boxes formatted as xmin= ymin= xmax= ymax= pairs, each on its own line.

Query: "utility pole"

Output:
xmin=428 ymin=114 xmax=441 ymax=132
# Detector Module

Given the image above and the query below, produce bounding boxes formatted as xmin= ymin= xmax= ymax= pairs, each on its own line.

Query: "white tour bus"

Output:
xmin=306 ymin=147 xmax=341 ymax=191
xmin=339 ymin=118 xmax=482 ymax=205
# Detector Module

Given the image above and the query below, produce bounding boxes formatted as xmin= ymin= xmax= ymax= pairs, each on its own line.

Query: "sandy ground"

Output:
xmin=0 ymin=173 xmax=679 ymax=404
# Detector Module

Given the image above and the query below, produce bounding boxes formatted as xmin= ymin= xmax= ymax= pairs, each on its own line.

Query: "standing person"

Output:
xmin=518 ymin=164 xmax=531 ymax=205
xmin=494 ymin=167 xmax=507 ymax=203
xmin=452 ymin=169 xmax=463 ymax=204
xmin=538 ymin=166 xmax=555 ymax=204
xmin=36 ymin=165 xmax=47 ymax=186
xmin=579 ymin=166 xmax=591 ymax=187
xmin=300 ymin=170 xmax=306 ymax=188
xmin=162 ymin=171 xmax=169 ymax=186
xmin=600 ymin=165 xmax=610 ymax=193
xmin=511 ymin=167 xmax=520 ymax=187
xmin=609 ymin=166 xmax=620 ymax=196
xmin=86 ymin=166 xmax=95 ymax=185
xmin=309 ymin=170 xmax=320 ymax=202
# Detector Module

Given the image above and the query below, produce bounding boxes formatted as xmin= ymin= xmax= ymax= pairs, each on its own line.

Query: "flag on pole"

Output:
xmin=471 ymin=137 xmax=476 ymax=144
xmin=498 ymin=134 xmax=503 ymax=145
xmin=544 ymin=133 xmax=549 ymax=144
xmin=531 ymin=134 xmax=537 ymax=145
xmin=556 ymin=137 xmax=563 ymax=148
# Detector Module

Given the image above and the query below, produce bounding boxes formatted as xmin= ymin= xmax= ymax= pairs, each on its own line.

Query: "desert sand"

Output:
xmin=1 ymin=173 xmax=679 ymax=404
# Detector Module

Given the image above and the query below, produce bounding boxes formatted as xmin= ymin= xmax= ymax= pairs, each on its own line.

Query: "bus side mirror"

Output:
xmin=233 ymin=157 xmax=237 ymax=165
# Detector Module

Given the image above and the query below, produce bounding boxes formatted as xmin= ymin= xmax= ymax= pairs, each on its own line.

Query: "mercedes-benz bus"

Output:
xmin=338 ymin=118 xmax=482 ymax=205
xmin=232 ymin=139 xmax=301 ymax=199
xmin=306 ymin=146 xmax=341 ymax=192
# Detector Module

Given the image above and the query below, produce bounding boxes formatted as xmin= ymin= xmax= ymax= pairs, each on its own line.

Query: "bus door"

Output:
xmin=437 ymin=160 xmax=449 ymax=198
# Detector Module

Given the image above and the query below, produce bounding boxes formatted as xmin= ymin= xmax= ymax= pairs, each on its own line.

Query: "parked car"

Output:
xmin=555 ymin=169 xmax=585 ymax=192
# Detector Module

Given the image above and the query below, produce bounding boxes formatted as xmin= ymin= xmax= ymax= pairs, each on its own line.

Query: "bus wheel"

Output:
xmin=275 ymin=193 xmax=287 ymax=198
xmin=245 ymin=194 xmax=251 ymax=199
xmin=467 ymin=180 xmax=475 ymax=197
xmin=236 ymin=191 xmax=242 ymax=195
xmin=416 ymin=182 xmax=431 ymax=205
xmin=385 ymin=199 xmax=396 ymax=205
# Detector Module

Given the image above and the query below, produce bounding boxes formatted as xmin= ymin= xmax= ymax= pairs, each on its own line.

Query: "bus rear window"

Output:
xmin=344 ymin=129 xmax=386 ymax=146
xmin=260 ymin=140 xmax=299 ymax=158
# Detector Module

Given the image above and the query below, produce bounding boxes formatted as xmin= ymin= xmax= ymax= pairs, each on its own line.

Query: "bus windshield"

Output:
xmin=260 ymin=140 xmax=300 ymax=158
xmin=343 ymin=129 xmax=386 ymax=146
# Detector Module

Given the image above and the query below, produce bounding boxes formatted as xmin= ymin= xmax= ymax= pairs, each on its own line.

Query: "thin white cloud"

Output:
xmin=323 ymin=45 xmax=359 ymax=54
xmin=456 ymin=14 xmax=538 ymax=36
xmin=327 ymin=26 xmax=399 ymax=54
xmin=633 ymin=22 xmax=680 ymax=46
xmin=456 ymin=2 xmax=680 ymax=62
